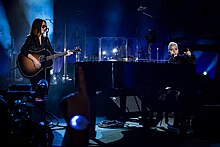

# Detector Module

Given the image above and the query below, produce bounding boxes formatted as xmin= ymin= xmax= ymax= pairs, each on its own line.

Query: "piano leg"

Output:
xmin=118 ymin=89 xmax=128 ymax=122
xmin=87 ymin=89 xmax=97 ymax=140
xmin=135 ymin=88 xmax=157 ymax=127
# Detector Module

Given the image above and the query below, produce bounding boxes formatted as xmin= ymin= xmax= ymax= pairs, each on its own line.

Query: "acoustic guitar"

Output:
xmin=16 ymin=47 xmax=81 ymax=78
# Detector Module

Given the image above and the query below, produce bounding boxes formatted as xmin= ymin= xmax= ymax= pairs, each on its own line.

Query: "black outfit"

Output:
xmin=168 ymin=54 xmax=196 ymax=64
xmin=20 ymin=35 xmax=55 ymax=95
xmin=18 ymin=34 xmax=55 ymax=147
xmin=157 ymin=53 xmax=196 ymax=130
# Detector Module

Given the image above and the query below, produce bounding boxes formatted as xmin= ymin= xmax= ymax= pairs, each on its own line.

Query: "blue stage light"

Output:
xmin=70 ymin=115 xmax=90 ymax=131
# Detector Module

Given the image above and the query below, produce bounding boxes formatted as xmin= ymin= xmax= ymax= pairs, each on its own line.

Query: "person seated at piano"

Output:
xmin=157 ymin=41 xmax=196 ymax=131
xmin=168 ymin=41 xmax=196 ymax=64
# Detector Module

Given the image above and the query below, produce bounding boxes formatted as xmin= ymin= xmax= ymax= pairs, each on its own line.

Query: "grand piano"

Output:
xmin=75 ymin=61 xmax=197 ymax=90
xmin=74 ymin=61 xmax=197 ymax=139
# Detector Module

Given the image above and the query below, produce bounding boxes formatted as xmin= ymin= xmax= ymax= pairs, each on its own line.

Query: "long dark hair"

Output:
xmin=30 ymin=18 xmax=46 ymax=37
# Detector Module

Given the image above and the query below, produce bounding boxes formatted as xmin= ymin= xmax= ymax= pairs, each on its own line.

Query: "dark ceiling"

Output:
xmin=53 ymin=0 xmax=220 ymax=51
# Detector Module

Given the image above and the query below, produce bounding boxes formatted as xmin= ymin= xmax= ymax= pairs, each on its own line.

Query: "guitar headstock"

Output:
xmin=67 ymin=47 xmax=82 ymax=54
xmin=73 ymin=47 xmax=82 ymax=52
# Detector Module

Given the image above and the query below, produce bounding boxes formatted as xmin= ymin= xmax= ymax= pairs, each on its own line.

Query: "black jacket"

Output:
xmin=168 ymin=54 xmax=196 ymax=64
xmin=20 ymin=35 xmax=55 ymax=58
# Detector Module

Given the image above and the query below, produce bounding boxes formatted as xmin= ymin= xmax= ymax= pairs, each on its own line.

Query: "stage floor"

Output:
xmin=52 ymin=116 xmax=220 ymax=147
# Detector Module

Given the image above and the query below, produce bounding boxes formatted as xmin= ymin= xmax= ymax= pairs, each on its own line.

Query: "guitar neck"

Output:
xmin=46 ymin=51 xmax=68 ymax=60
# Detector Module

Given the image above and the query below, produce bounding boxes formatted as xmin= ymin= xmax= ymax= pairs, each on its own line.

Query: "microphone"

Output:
xmin=45 ymin=28 xmax=49 ymax=33
xmin=43 ymin=28 xmax=49 ymax=37
xmin=137 ymin=6 xmax=147 ymax=11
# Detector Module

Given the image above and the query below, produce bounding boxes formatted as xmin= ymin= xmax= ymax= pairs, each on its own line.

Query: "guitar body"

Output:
xmin=16 ymin=50 xmax=53 ymax=78
xmin=17 ymin=47 xmax=81 ymax=78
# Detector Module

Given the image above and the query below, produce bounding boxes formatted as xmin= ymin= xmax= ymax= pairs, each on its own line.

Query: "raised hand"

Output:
xmin=184 ymin=48 xmax=192 ymax=57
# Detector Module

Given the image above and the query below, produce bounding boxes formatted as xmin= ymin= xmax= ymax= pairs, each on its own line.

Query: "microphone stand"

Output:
xmin=135 ymin=27 xmax=140 ymax=61
xmin=62 ymin=19 xmax=68 ymax=83
xmin=38 ymin=29 xmax=52 ymax=147
xmin=138 ymin=7 xmax=160 ymax=62
xmin=147 ymin=42 xmax=152 ymax=62
xmin=8 ymin=32 xmax=23 ymax=82
xmin=44 ymin=30 xmax=49 ymax=81
xmin=141 ymin=12 xmax=153 ymax=18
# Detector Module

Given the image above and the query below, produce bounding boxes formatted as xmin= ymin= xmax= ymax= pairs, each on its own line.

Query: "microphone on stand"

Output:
xmin=169 ymin=50 xmax=175 ymax=59
xmin=45 ymin=28 xmax=49 ymax=33
xmin=137 ymin=6 xmax=147 ymax=11
xmin=44 ymin=28 xmax=49 ymax=37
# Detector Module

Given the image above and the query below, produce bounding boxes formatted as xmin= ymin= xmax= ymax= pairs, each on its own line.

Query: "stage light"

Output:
xmin=0 ymin=1 xmax=11 ymax=50
xmin=70 ymin=115 xmax=90 ymax=131
xmin=112 ymin=47 xmax=118 ymax=54
xmin=203 ymin=71 xmax=207 ymax=76
xmin=20 ymin=0 xmax=54 ymax=41
xmin=102 ymin=50 xmax=107 ymax=55
xmin=35 ymin=79 xmax=48 ymax=100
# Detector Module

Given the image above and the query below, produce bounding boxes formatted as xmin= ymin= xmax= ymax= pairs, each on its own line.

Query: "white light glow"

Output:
xmin=112 ymin=48 xmax=118 ymax=54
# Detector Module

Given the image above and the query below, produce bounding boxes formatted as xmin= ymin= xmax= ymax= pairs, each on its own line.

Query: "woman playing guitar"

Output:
xmin=18 ymin=18 xmax=73 ymax=97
